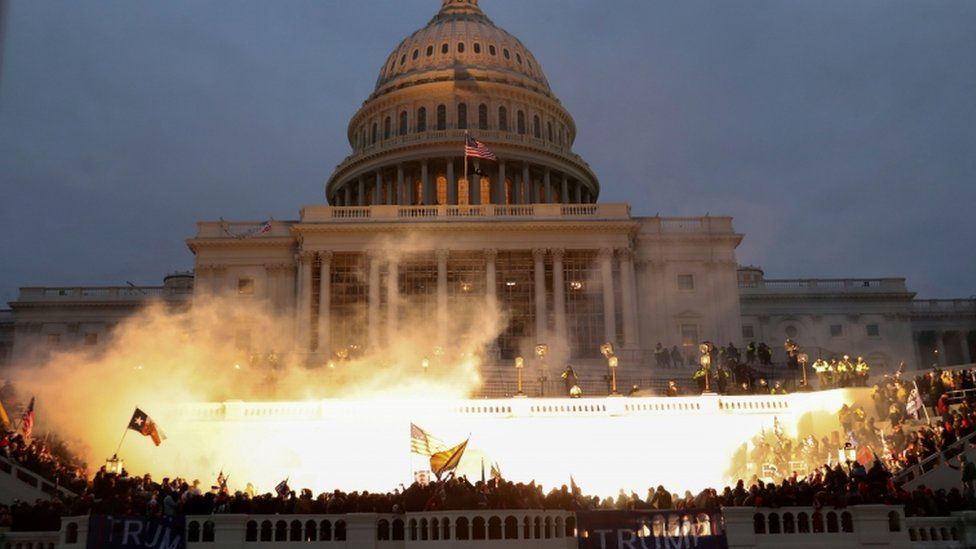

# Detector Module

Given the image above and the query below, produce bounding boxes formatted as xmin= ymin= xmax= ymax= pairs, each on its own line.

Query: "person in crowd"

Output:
xmin=746 ymin=342 xmax=757 ymax=365
xmin=670 ymin=345 xmax=684 ymax=368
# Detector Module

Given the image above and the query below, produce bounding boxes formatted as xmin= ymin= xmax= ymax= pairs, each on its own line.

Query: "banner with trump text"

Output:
xmin=87 ymin=515 xmax=185 ymax=549
xmin=576 ymin=509 xmax=727 ymax=549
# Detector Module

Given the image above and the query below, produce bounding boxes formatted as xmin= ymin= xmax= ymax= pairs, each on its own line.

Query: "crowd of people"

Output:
xmin=0 ymin=429 xmax=88 ymax=494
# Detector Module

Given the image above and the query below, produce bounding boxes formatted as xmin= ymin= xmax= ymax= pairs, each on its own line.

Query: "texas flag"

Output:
xmin=127 ymin=408 xmax=165 ymax=446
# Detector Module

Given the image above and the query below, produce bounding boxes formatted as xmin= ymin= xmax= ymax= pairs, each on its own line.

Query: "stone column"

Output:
xmin=533 ymin=248 xmax=547 ymax=342
xmin=421 ymin=160 xmax=430 ymax=205
xmin=446 ymin=157 xmax=457 ymax=205
xmin=317 ymin=251 xmax=332 ymax=356
xmin=485 ymin=248 xmax=497 ymax=307
xmin=396 ymin=164 xmax=404 ymax=205
xmin=297 ymin=251 xmax=315 ymax=351
xmin=513 ymin=173 xmax=522 ymax=205
xmin=357 ymin=175 xmax=365 ymax=206
xmin=264 ymin=264 xmax=279 ymax=316
xmin=561 ymin=173 xmax=569 ymax=204
xmin=551 ymin=248 xmax=567 ymax=342
xmin=368 ymin=251 xmax=380 ymax=349
xmin=523 ymin=164 xmax=532 ymax=203
xmin=496 ymin=159 xmax=506 ymax=205
xmin=343 ymin=184 xmax=352 ymax=206
xmin=619 ymin=248 xmax=639 ymax=349
xmin=374 ymin=170 xmax=383 ymax=206
xmin=599 ymin=248 xmax=617 ymax=345
xmin=544 ymin=167 xmax=552 ymax=203
xmin=574 ymin=183 xmax=582 ymax=204
xmin=387 ymin=258 xmax=399 ymax=343
xmin=436 ymin=249 xmax=448 ymax=344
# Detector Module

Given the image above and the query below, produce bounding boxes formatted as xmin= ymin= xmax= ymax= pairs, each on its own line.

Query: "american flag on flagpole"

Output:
xmin=464 ymin=135 xmax=497 ymax=161
xmin=20 ymin=397 xmax=35 ymax=439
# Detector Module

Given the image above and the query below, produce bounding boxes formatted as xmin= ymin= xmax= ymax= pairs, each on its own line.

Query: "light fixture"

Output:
xmin=569 ymin=281 xmax=583 ymax=290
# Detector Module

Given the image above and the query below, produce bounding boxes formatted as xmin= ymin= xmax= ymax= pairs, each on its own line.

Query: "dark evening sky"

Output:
xmin=1 ymin=0 xmax=974 ymax=303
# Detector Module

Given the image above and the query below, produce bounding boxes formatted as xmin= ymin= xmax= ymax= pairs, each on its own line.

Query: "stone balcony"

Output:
xmin=739 ymin=277 xmax=912 ymax=297
xmin=15 ymin=285 xmax=192 ymax=303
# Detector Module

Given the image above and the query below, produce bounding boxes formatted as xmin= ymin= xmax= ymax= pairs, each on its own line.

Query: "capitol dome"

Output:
xmin=325 ymin=0 xmax=600 ymax=207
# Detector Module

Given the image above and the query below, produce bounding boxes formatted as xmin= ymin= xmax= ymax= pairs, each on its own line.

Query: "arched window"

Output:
xmin=319 ymin=520 xmax=332 ymax=541
xmin=516 ymin=52 xmax=522 ymax=64
xmin=304 ymin=520 xmax=317 ymax=542
xmin=409 ymin=519 xmax=418 ymax=541
xmin=797 ymin=513 xmax=810 ymax=533
xmin=65 ymin=523 xmax=79 ymax=545
xmin=533 ymin=115 xmax=541 ymax=138
xmin=478 ymin=104 xmax=488 ymax=129
xmin=441 ymin=43 xmax=449 ymax=54
xmin=812 ymin=512 xmax=824 ymax=533
xmin=888 ymin=511 xmax=901 ymax=532
xmin=260 ymin=521 xmax=272 ymax=542
xmin=417 ymin=107 xmax=427 ymax=132
xmin=383 ymin=116 xmax=392 ymax=139
xmin=565 ymin=517 xmax=576 ymax=537
xmin=412 ymin=49 xmax=419 ymax=60
xmin=441 ymin=518 xmax=451 ymax=540
xmin=753 ymin=514 xmax=766 ymax=534
xmin=457 ymin=42 xmax=465 ymax=53
xmin=377 ymin=520 xmax=390 ymax=541
xmin=420 ymin=519 xmax=429 ymax=541
xmin=399 ymin=54 xmax=406 ymax=66
xmin=768 ymin=513 xmax=780 ymax=534
xmin=826 ymin=512 xmax=839 ymax=533
xmin=274 ymin=520 xmax=287 ymax=542
xmin=244 ymin=521 xmax=257 ymax=542
xmin=517 ymin=111 xmax=526 ymax=134
xmin=488 ymin=517 xmax=502 ymax=540
xmin=474 ymin=43 xmax=481 ymax=54
xmin=289 ymin=520 xmax=302 ymax=541
xmin=334 ymin=521 xmax=346 ymax=541
xmin=783 ymin=513 xmax=795 ymax=534
xmin=472 ymin=517 xmax=486 ymax=540
xmin=399 ymin=111 xmax=408 ymax=136
xmin=437 ymin=105 xmax=447 ymax=130
xmin=203 ymin=521 xmax=215 ymax=542
xmin=392 ymin=519 xmax=405 ymax=540
xmin=455 ymin=518 xmax=470 ymax=540
xmin=503 ymin=48 xmax=510 ymax=59
xmin=426 ymin=45 xmax=433 ymax=56
xmin=498 ymin=106 xmax=508 ymax=131
xmin=187 ymin=522 xmax=200 ymax=543
xmin=457 ymin=103 xmax=467 ymax=129
xmin=841 ymin=512 xmax=853 ymax=533
xmin=504 ymin=517 xmax=518 ymax=539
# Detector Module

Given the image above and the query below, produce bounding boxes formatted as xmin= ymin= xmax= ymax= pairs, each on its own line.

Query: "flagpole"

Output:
xmin=463 ymin=131 xmax=469 ymax=200
xmin=912 ymin=380 xmax=932 ymax=425
xmin=114 ymin=425 xmax=129 ymax=458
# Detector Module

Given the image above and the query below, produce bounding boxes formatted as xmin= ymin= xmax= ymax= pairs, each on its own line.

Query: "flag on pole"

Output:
xmin=0 ymin=400 xmax=10 ymax=429
xmin=410 ymin=423 xmax=446 ymax=456
xmin=906 ymin=387 xmax=924 ymax=419
xmin=275 ymin=478 xmax=290 ymax=497
xmin=21 ymin=397 xmax=35 ymax=439
xmin=570 ymin=475 xmax=581 ymax=496
xmin=430 ymin=438 xmax=469 ymax=479
xmin=127 ymin=408 xmax=165 ymax=446
xmin=464 ymin=135 xmax=497 ymax=161
xmin=490 ymin=462 xmax=502 ymax=482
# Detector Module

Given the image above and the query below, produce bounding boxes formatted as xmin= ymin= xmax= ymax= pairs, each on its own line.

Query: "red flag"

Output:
xmin=127 ymin=408 xmax=165 ymax=446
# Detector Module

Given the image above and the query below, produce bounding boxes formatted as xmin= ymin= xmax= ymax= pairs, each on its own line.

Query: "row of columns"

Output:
xmin=332 ymin=158 xmax=593 ymax=206
xmin=294 ymin=248 xmax=639 ymax=356
xmin=916 ymin=330 xmax=975 ymax=367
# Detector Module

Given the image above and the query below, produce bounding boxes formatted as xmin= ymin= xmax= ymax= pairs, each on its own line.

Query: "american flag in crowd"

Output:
xmin=464 ymin=135 xmax=497 ymax=161
xmin=21 ymin=397 xmax=35 ymax=439
xmin=410 ymin=422 xmax=446 ymax=456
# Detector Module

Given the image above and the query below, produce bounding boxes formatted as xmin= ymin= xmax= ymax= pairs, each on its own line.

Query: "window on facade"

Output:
xmin=516 ymin=52 xmax=522 ymax=64
xmin=742 ymin=325 xmax=755 ymax=339
xmin=457 ymin=103 xmax=467 ymax=129
xmin=533 ymin=115 xmax=541 ymax=138
xmin=473 ymin=43 xmax=481 ymax=54
xmin=457 ymin=42 xmax=465 ymax=53
xmin=383 ymin=117 xmax=392 ymax=140
xmin=400 ymin=54 xmax=406 ymax=66
xmin=564 ymin=251 xmax=602 ymax=358
xmin=478 ymin=104 xmax=488 ymax=130
xmin=489 ymin=45 xmax=496 ymax=56
xmin=441 ymin=43 xmax=449 ymax=54
xmin=866 ymin=324 xmax=880 ymax=337
xmin=830 ymin=324 xmax=843 ymax=337
xmin=436 ymin=105 xmax=446 ymax=130
xmin=426 ymin=45 xmax=433 ymax=56
xmin=330 ymin=254 xmax=368 ymax=351
xmin=498 ymin=106 xmax=508 ymax=131
xmin=517 ymin=111 xmax=525 ymax=134
xmin=677 ymin=274 xmax=694 ymax=290
xmin=680 ymin=325 xmax=699 ymax=348
xmin=496 ymin=251 xmax=535 ymax=359
xmin=399 ymin=111 xmax=408 ymax=136
xmin=84 ymin=333 xmax=98 ymax=346
xmin=417 ymin=107 xmax=427 ymax=132
xmin=238 ymin=278 xmax=255 ymax=295
xmin=503 ymin=48 xmax=510 ymax=59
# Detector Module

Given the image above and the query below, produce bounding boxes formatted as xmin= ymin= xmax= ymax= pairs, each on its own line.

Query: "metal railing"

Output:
xmin=892 ymin=430 xmax=976 ymax=485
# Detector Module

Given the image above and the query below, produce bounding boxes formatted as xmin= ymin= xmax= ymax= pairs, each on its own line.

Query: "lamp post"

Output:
xmin=699 ymin=342 xmax=713 ymax=393
xmin=515 ymin=356 xmax=525 ymax=396
xmin=601 ymin=342 xmax=619 ymax=396
xmin=535 ymin=344 xmax=549 ymax=396
xmin=799 ymin=353 xmax=809 ymax=389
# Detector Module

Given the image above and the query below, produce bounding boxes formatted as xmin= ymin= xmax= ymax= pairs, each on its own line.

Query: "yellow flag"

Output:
xmin=0 ymin=400 xmax=9 ymax=429
xmin=429 ymin=438 xmax=469 ymax=478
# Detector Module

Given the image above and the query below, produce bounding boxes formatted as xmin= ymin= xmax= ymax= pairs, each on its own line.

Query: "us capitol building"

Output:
xmin=3 ymin=0 xmax=974 ymax=381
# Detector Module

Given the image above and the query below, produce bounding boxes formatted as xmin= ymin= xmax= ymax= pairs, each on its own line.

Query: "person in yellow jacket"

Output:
xmin=854 ymin=357 xmax=870 ymax=387
xmin=813 ymin=358 xmax=831 ymax=389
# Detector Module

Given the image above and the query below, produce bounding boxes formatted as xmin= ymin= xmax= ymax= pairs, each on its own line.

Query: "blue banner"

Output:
xmin=86 ymin=516 xmax=186 ymax=549
xmin=577 ymin=509 xmax=727 ymax=549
